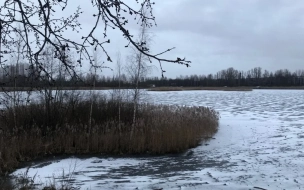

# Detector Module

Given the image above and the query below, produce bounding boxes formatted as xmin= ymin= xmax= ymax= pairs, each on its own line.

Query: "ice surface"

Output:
xmin=12 ymin=90 xmax=304 ymax=189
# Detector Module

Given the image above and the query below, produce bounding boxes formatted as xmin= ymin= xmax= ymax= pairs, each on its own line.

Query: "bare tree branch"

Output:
xmin=0 ymin=0 xmax=191 ymax=84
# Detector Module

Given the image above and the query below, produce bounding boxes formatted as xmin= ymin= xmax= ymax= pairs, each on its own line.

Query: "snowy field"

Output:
xmin=12 ymin=90 xmax=304 ymax=190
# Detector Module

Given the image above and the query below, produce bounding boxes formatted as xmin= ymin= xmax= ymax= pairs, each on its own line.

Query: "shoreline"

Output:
xmin=147 ymin=86 xmax=304 ymax=91
xmin=0 ymin=86 xmax=304 ymax=92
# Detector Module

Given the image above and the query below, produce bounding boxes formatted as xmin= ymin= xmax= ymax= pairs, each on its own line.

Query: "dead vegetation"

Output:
xmin=0 ymin=93 xmax=219 ymax=176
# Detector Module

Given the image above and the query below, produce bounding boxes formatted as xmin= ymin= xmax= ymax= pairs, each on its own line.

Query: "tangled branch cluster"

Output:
xmin=0 ymin=0 xmax=190 ymax=78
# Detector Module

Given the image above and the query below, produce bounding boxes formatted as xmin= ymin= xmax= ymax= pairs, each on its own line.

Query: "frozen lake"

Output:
xmin=12 ymin=90 xmax=304 ymax=190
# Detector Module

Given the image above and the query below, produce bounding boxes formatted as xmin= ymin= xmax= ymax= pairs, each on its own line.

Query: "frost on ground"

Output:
xmin=12 ymin=90 xmax=304 ymax=190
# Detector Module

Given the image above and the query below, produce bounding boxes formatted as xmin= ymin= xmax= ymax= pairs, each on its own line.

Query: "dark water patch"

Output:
xmin=91 ymin=159 xmax=103 ymax=163
xmin=75 ymin=182 xmax=85 ymax=186
xmin=86 ymin=166 xmax=106 ymax=169
xmin=182 ymin=182 xmax=212 ymax=187
xmin=75 ymin=155 xmax=232 ymax=182
xmin=271 ymin=135 xmax=284 ymax=138
xmin=279 ymin=147 xmax=294 ymax=152
xmin=106 ymin=157 xmax=230 ymax=179
xmin=90 ymin=175 xmax=126 ymax=181
xmin=74 ymin=170 xmax=105 ymax=175
xmin=56 ymin=178 xmax=77 ymax=183
xmin=114 ymin=180 xmax=131 ymax=183
xmin=32 ymin=161 xmax=55 ymax=169
xmin=263 ymin=161 xmax=273 ymax=164
xmin=298 ymin=135 xmax=304 ymax=139
xmin=78 ymin=179 xmax=95 ymax=183
xmin=283 ymin=118 xmax=295 ymax=122
xmin=223 ymin=163 xmax=239 ymax=168
xmin=96 ymin=182 xmax=108 ymax=184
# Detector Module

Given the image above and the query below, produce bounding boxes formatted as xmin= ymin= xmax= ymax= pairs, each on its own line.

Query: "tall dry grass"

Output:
xmin=0 ymin=94 xmax=219 ymax=176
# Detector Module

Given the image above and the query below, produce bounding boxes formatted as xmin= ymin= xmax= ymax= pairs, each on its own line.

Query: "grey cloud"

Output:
xmin=147 ymin=0 xmax=304 ymax=76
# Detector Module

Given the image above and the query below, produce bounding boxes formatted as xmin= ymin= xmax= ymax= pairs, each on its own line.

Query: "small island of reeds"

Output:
xmin=0 ymin=92 xmax=219 ymax=175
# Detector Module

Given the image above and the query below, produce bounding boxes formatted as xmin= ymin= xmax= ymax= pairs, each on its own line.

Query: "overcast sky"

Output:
xmin=149 ymin=0 xmax=304 ymax=77
xmin=6 ymin=0 xmax=304 ymax=78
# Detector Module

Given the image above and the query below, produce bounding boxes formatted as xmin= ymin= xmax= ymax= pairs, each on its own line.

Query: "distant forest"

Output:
xmin=1 ymin=65 xmax=304 ymax=88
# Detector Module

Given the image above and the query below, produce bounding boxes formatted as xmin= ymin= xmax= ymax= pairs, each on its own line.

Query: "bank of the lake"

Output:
xmin=1 ymin=86 xmax=304 ymax=92
xmin=147 ymin=86 xmax=253 ymax=91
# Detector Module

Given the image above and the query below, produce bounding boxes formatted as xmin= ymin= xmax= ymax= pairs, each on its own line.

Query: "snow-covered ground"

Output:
xmin=12 ymin=90 xmax=304 ymax=190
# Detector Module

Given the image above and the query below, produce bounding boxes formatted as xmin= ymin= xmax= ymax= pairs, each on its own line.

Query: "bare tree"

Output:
xmin=0 ymin=0 xmax=190 ymax=86
xmin=116 ymin=52 xmax=122 ymax=126
xmin=38 ymin=43 xmax=72 ymax=126
xmin=88 ymin=47 xmax=108 ymax=129
xmin=0 ymin=24 xmax=28 ymax=128
xmin=114 ymin=52 xmax=123 ymax=136
xmin=125 ymin=20 xmax=152 ymax=138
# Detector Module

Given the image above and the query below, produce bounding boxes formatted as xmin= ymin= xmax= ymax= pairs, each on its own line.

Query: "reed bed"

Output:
xmin=0 ymin=94 xmax=219 ymax=175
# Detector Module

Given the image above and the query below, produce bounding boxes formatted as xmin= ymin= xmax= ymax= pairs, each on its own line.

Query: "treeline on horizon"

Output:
xmin=1 ymin=66 xmax=304 ymax=88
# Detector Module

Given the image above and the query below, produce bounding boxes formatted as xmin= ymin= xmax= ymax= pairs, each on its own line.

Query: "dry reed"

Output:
xmin=0 ymin=95 xmax=219 ymax=176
